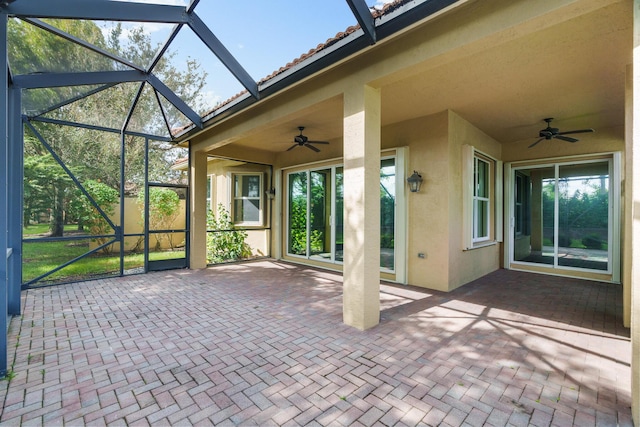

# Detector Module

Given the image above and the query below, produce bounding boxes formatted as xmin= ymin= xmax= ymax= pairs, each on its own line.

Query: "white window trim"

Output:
xmin=230 ymin=172 xmax=263 ymax=226
xmin=206 ymin=174 xmax=215 ymax=212
xmin=462 ymin=145 xmax=502 ymax=250
xmin=473 ymin=156 xmax=491 ymax=243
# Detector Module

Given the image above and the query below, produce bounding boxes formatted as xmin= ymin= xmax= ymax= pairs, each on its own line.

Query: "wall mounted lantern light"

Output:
xmin=407 ymin=171 xmax=423 ymax=193
xmin=266 ymin=188 xmax=276 ymax=199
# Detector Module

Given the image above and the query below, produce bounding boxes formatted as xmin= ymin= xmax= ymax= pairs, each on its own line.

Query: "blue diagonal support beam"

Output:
xmin=3 ymin=0 xmax=188 ymax=23
xmin=13 ymin=70 xmax=147 ymax=89
xmin=188 ymin=12 xmax=259 ymax=100
xmin=31 ymin=83 xmax=117 ymax=118
xmin=146 ymin=2 xmax=200 ymax=74
xmin=345 ymin=0 xmax=376 ymax=44
xmin=30 ymin=115 xmax=172 ymax=141
xmin=147 ymin=74 xmax=203 ymax=129
xmin=147 ymin=24 xmax=183 ymax=74
xmin=22 ymin=18 xmax=145 ymax=72
xmin=121 ymin=82 xmax=146 ymax=133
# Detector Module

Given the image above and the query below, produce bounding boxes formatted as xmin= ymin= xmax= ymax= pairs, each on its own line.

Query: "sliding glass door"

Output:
xmin=286 ymin=158 xmax=397 ymax=271
xmin=512 ymin=159 xmax=612 ymax=273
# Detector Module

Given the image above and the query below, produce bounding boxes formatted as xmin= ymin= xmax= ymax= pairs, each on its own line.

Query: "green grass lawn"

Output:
xmin=23 ymin=223 xmax=78 ymax=236
xmin=22 ymin=225 xmax=185 ymax=285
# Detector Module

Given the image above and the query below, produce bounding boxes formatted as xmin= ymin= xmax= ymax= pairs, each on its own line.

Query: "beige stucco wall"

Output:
xmin=381 ymin=111 xmax=450 ymax=291
xmin=448 ymin=111 xmax=502 ymax=290
xmin=377 ymin=110 xmax=501 ymax=292
xmin=91 ymin=197 xmax=187 ymax=252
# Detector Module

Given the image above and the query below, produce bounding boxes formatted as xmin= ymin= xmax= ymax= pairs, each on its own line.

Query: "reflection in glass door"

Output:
xmin=380 ymin=159 xmax=395 ymax=271
xmin=309 ymin=170 xmax=332 ymax=260
xmin=335 ymin=167 xmax=344 ymax=262
xmin=512 ymin=161 xmax=610 ymax=272
xmin=288 ymin=172 xmax=307 ymax=256
xmin=557 ymin=164 xmax=609 ymax=270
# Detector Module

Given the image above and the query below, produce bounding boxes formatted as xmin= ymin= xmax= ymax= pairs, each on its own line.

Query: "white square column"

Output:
xmin=342 ymin=85 xmax=381 ymax=330
xmin=190 ymin=149 xmax=208 ymax=269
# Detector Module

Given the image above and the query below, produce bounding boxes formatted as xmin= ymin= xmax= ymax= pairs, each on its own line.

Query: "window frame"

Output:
xmin=462 ymin=145 xmax=502 ymax=250
xmin=206 ymin=174 xmax=214 ymax=211
xmin=283 ymin=153 xmax=401 ymax=274
xmin=505 ymin=153 xmax=621 ymax=283
xmin=473 ymin=155 xmax=491 ymax=243
xmin=230 ymin=172 xmax=263 ymax=226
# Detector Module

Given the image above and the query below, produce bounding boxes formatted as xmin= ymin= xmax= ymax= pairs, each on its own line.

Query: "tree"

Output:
xmin=23 ymin=150 xmax=75 ymax=232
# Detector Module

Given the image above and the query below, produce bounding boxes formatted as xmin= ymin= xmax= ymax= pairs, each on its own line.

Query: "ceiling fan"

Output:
xmin=528 ymin=118 xmax=594 ymax=148
xmin=286 ymin=127 xmax=329 ymax=152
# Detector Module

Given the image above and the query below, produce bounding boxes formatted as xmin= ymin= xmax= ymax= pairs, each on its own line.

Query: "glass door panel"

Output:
xmin=288 ymin=172 xmax=308 ymax=256
xmin=557 ymin=163 xmax=609 ymax=271
xmin=513 ymin=167 xmax=554 ymax=264
xmin=512 ymin=162 xmax=610 ymax=272
xmin=380 ymin=158 xmax=395 ymax=271
xmin=540 ymin=172 xmax=556 ymax=266
xmin=335 ymin=167 xmax=344 ymax=262
xmin=309 ymin=169 xmax=331 ymax=260
xmin=286 ymin=160 xmax=398 ymax=271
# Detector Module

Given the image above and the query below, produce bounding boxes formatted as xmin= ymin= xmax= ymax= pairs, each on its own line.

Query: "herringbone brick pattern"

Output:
xmin=0 ymin=261 xmax=632 ymax=426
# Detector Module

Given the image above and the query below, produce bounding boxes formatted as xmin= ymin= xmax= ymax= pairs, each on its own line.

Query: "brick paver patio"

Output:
xmin=0 ymin=260 xmax=632 ymax=426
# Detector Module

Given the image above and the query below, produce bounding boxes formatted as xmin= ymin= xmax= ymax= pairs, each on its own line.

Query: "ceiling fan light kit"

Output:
xmin=286 ymin=126 xmax=329 ymax=152
xmin=528 ymin=118 xmax=594 ymax=148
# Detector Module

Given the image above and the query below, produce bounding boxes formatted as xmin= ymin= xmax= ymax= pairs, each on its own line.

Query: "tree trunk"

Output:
xmin=49 ymin=188 xmax=65 ymax=237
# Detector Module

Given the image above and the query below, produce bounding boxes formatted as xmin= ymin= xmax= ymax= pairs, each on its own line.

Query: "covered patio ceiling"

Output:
xmin=206 ymin=0 xmax=631 ymax=154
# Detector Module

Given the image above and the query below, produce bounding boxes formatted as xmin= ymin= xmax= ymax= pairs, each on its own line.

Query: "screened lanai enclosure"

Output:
xmin=1 ymin=0 xmax=384 ymax=287
xmin=1 ymin=0 xmax=461 ymax=376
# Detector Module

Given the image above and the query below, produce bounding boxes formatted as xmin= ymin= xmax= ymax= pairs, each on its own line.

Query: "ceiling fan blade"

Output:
xmin=307 ymin=140 xmax=329 ymax=145
xmin=286 ymin=144 xmax=298 ymax=151
xmin=555 ymin=135 xmax=578 ymax=143
xmin=305 ymin=143 xmax=320 ymax=152
xmin=557 ymin=129 xmax=594 ymax=136
xmin=528 ymin=138 xmax=544 ymax=148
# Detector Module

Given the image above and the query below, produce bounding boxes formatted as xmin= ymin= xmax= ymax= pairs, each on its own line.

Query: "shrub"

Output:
xmin=380 ymin=233 xmax=394 ymax=248
xmin=137 ymin=187 xmax=181 ymax=250
xmin=558 ymin=234 xmax=571 ymax=247
xmin=582 ymin=234 xmax=603 ymax=250
xmin=78 ymin=180 xmax=119 ymax=254
xmin=206 ymin=204 xmax=251 ymax=263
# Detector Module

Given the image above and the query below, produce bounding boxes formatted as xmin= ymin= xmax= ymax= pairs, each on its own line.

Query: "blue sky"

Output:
xmin=112 ymin=0 xmax=392 ymax=113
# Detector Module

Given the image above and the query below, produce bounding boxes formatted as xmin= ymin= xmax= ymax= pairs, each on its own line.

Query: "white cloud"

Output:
xmin=199 ymin=90 xmax=222 ymax=109
xmin=98 ymin=1 xmax=190 ymax=44
xmin=372 ymin=0 xmax=395 ymax=10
